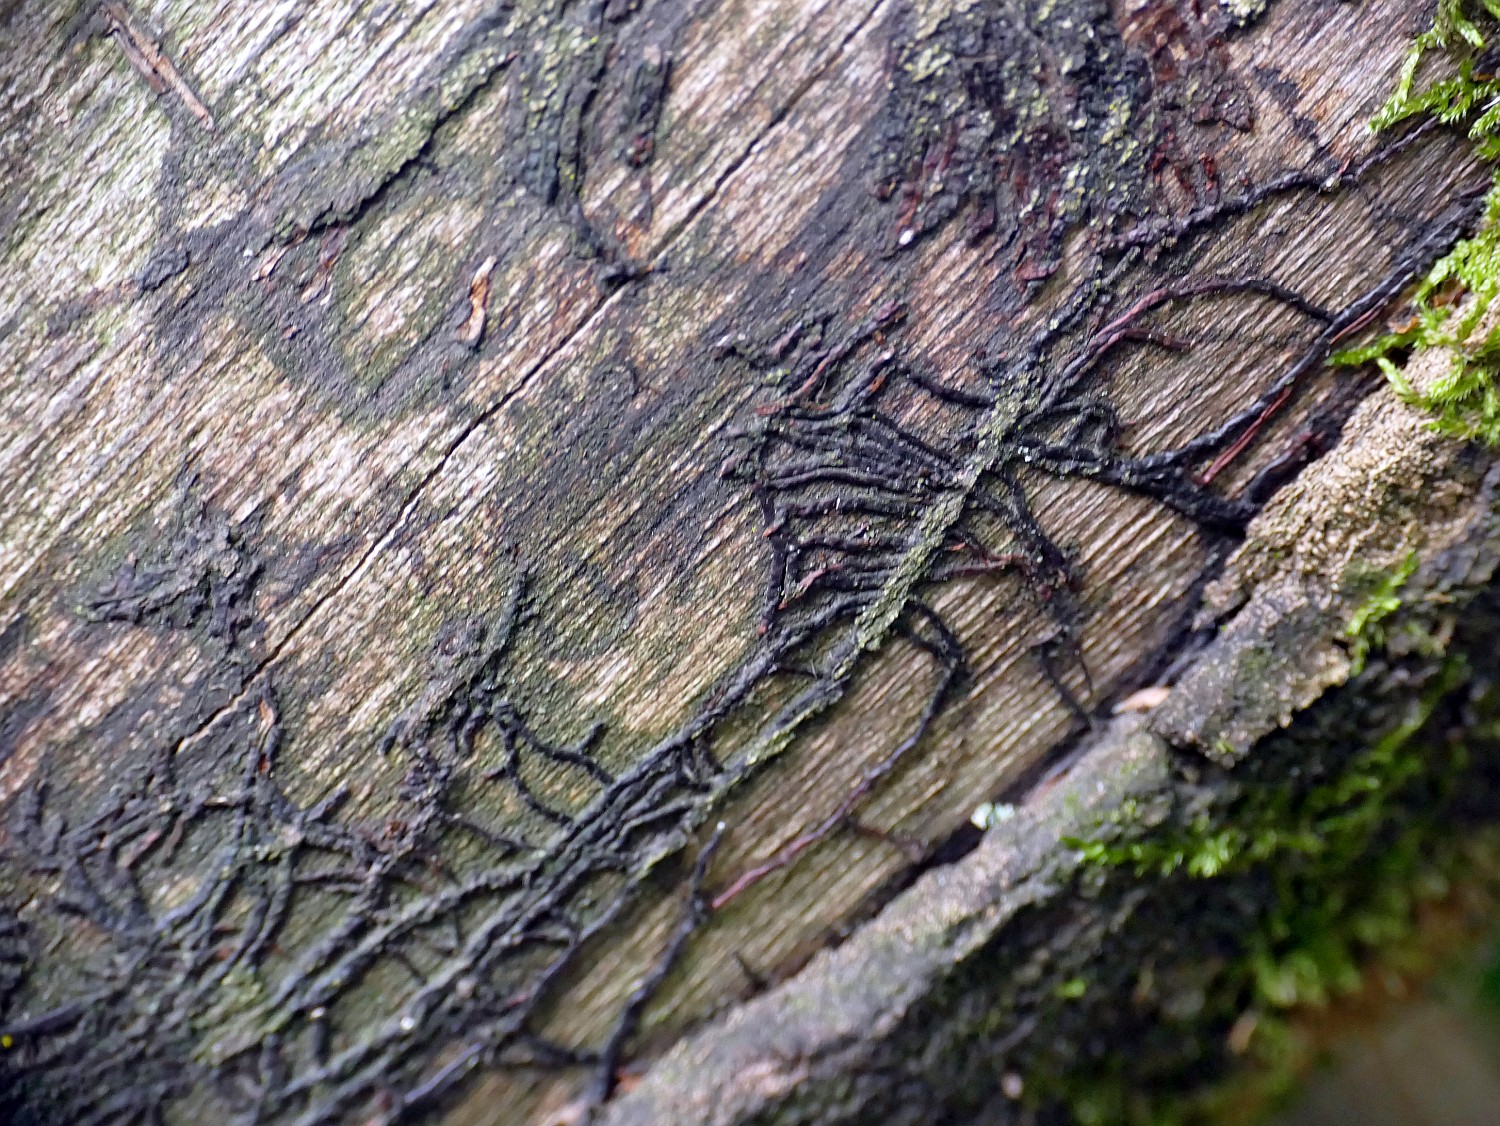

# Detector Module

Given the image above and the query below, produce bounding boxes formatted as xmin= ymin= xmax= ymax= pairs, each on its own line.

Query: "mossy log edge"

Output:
xmin=604 ymin=372 xmax=1500 ymax=1125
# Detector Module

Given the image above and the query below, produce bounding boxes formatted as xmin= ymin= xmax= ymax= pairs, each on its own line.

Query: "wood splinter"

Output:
xmin=458 ymin=256 xmax=498 ymax=346
xmin=103 ymin=2 xmax=215 ymax=132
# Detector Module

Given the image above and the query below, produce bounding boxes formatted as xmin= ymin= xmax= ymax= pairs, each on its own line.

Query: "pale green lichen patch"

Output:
xmin=1218 ymin=0 xmax=1270 ymax=24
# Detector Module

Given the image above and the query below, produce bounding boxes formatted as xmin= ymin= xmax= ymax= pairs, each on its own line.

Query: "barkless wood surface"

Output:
xmin=0 ymin=1 xmax=1485 ymax=1123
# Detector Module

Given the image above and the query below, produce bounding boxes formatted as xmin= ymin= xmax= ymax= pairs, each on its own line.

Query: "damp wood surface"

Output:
xmin=0 ymin=2 xmax=1488 ymax=1124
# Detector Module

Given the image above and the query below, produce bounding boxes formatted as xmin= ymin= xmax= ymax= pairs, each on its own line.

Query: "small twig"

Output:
xmin=104 ymin=2 xmax=215 ymax=131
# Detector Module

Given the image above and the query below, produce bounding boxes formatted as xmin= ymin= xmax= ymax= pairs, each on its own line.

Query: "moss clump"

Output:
xmin=1334 ymin=1 xmax=1500 ymax=445
xmin=1343 ymin=551 xmax=1420 ymax=676
xmin=1066 ymin=656 xmax=1459 ymax=885
xmin=1037 ymin=648 xmax=1497 ymax=1126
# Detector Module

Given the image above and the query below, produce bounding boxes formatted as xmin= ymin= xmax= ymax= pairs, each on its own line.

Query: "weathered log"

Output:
xmin=1 ymin=1 xmax=1497 ymax=1123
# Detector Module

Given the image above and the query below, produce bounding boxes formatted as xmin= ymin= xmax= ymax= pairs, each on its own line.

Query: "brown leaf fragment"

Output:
xmin=1113 ymin=685 xmax=1172 ymax=714
xmin=459 ymin=256 xmax=498 ymax=346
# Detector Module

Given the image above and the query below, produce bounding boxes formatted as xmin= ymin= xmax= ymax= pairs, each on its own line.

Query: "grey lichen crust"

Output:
xmin=1154 ymin=363 xmax=1493 ymax=765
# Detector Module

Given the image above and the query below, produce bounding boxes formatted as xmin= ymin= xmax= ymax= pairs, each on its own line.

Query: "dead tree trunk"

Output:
xmin=2 ymin=2 xmax=1498 ymax=1124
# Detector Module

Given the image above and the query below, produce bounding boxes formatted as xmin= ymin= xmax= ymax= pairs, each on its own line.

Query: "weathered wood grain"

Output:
xmin=0 ymin=1 xmax=1488 ymax=1123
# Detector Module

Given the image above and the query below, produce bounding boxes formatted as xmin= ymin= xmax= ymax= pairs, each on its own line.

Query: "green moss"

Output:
xmin=1056 ymin=977 xmax=1090 ymax=1001
xmin=1343 ymin=551 xmax=1419 ymax=676
xmin=1039 ymin=642 xmax=1485 ymax=1124
xmin=1333 ymin=1 xmax=1500 ymax=445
